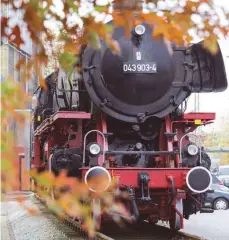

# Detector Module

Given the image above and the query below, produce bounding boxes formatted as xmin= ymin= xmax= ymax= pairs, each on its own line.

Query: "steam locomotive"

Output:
xmin=32 ymin=21 xmax=228 ymax=230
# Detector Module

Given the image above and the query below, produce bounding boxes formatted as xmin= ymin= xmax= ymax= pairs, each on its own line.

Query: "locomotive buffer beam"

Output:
xmin=105 ymin=150 xmax=176 ymax=156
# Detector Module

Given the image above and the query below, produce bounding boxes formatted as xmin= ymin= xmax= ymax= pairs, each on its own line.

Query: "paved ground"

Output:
xmin=1 ymin=192 xmax=69 ymax=240
xmin=182 ymin=210 xmax=229 ymax=240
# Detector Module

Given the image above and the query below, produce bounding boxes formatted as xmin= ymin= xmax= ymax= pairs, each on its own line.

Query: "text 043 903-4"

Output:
xmin=123 ymin=62 xmax=157 ymax=73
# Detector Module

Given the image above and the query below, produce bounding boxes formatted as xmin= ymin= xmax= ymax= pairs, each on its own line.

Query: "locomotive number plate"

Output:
xmin=123 ymin=62 xmax=157 ymax=73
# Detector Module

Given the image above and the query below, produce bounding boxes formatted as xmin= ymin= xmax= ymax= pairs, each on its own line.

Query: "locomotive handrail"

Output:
xmin=55 ymin=75 xmax=86 ymax=93
xmin=205 ymin=148 xmax=229 ymax=153
xmin=104 ymin=150 xmax=176 ymax=156
xmin=56 ymin=85 xmax=86 ymax=93
xmin=179 ymin=133 xmax=202 ymax=165
xmin=83 ymin=130 xmax=106 ymax=166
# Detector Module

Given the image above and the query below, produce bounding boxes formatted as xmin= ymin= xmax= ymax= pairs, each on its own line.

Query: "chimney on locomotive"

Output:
xmin=113 ymin=1 xmax=145 ymax=45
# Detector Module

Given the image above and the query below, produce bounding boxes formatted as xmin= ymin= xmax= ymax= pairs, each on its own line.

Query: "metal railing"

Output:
xmin=83 ymin=130 xmax=106 ymax=166
xmin=205 ymin=148 xmax=229 ymax=153
xmin=179 ymin=133 xmax=202 ymax=164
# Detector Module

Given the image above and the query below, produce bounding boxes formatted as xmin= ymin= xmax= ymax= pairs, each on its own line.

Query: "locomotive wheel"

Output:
xmin=169 ymin=199 xmax=183 ymax=231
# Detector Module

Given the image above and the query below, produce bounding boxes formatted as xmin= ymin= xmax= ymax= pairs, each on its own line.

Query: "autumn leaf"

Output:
xmin=108 ymin=39 xmax=121 ymax=55
xmin=203 ymin=35 xmax=219 ymax=54
xmin=58 ymin=52 xmax=78 ymax=71
xmin=9 ymin=25 xmax=25 ymax=47
xmin=26 ymin=207 xmax=38 ymax=215
xmin=94 ymin=5 xmax=107 ymax=13
xmin=89 ymin=31 xmax=100 ymax=48
xmin=35 ymin=172 xmax=55 ymax=187
xmin=1 ymin=17 xmax=8 ymax=38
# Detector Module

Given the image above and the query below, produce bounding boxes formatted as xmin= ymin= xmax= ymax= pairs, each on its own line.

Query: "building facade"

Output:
xmin=1 ymin=3 xmax=39 ymax=190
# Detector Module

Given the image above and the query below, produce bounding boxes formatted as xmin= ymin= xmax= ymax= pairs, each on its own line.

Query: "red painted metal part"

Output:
xmin=81 ymin=168 xmax=189 ymax=189
xmin=33 ymin=111 xmax=91 ymax=170
xmin=171 ymin=112 xmax=215 ymax=149
xmin=165 ymin=116 xmax=178 ymax=168
xmin=183 ymin=112 xmax=215 ymax=120
xmin=61 ymin=122 xmax=83 ymax=148
xmin=96 ymin=112 xmax=108 ymax=166
xmin=34 ymin=111 xmax=91 ymax=136
xmin=33 ymin=137 xmax=41 ymax=167
xmin=165 ymin=116 xmax=173 ymax=152
xmin=174 ymin=205 xmax=184 ymax=229
xmin=52 ymin=111 xmax=91 ymax=121
xmin=159 ymin=122 xmax=167 ymax=167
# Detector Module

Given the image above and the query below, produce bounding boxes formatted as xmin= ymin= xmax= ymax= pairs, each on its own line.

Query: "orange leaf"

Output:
xmin=9 ymin=25 xmax=24 ymax=47
xmin=203 ymin=36 xmax=218 ymax=54
xmin=25 ymin=206 xmax=38 ymax=215
xmin=1 ymin=17 xmax=8 ymax=37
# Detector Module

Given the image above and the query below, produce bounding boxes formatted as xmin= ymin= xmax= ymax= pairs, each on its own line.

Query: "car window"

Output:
xmin=219 ymin=167 xmax=229 ymax=175
xmin=212 ymin=175 xmax=221 ymax=184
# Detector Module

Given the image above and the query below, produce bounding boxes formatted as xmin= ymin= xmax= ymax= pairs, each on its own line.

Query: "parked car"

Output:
xmin=212 ymin=174 xmax=224 ymax=184
xmin=211 ymin=174 xmax=225 ymax=191
xmin=217 ymin=165 xmax=229 ymax=188
xmin=204 ymin=174 xmax=229 ymax=210
xmin=204 ymin=189 xmax=229 ymax=210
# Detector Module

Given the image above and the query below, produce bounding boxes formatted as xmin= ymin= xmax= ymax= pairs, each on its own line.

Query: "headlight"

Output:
xmin=89 ymin=143 xmax=101 ymax=155
xmin=187 ymin=144 xmax=198 ymax=156
xmin=134 ymin=24 xmax=145 ymax=36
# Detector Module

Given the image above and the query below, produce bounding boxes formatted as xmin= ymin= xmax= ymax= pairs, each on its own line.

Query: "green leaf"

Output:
xmin=104 ymin=24 xmax=113 ymax=34
xmin=58 ymin=52 xmax=78 ymax=71
xmin=47 ymin=200 xmax=64 ymax=216
xmin=94 ymin=5 xmax=107 ymax=13
xmin=1 ymin=81 xmax=16 ymax=97
xmin=89 ymin=31 xmax=99 ymax=49
xmin=1 ymin=159 xmax=12 ymax=170
xmin=69 ymin=1 xmax=79 ymax=13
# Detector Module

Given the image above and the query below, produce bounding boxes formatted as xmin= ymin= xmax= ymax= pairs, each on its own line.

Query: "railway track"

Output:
xmin=32 ymin=193 xmax=205 ymax=240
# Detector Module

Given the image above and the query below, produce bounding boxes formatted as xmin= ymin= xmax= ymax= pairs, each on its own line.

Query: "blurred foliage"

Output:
xmin=202 ymin=119 xmax=229 ymax=165
xmin=1 ymin=0 xmax=229 ymax=77
xmin=1 ymin=78 xmax=31 ymax=194
xmin=30 ymin=170 xmax=130 ymax=237
xmin=1 ymin=0 xmax=229 ymax=236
